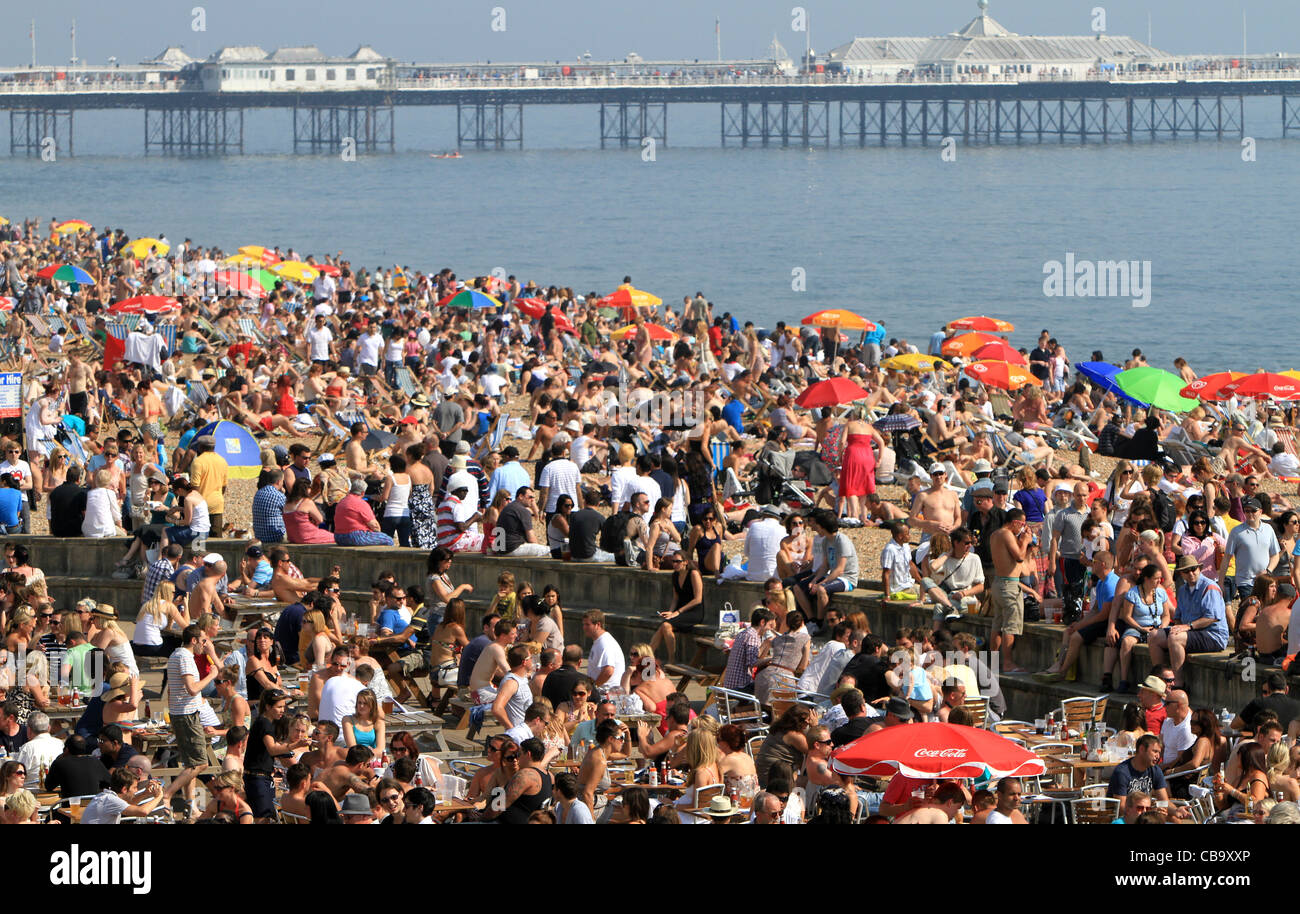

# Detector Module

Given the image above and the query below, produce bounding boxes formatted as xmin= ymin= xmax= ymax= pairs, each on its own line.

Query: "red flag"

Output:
xmin=103 ymin=333 xmax=125 ymax=369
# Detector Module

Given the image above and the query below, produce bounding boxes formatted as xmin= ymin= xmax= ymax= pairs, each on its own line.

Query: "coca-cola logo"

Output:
xmin=969 ymin=363 xmax=986 ymax=373
xmin=914 ymin=748 xmax=968 ymax=759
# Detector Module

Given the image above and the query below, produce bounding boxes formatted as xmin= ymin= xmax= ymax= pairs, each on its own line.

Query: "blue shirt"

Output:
xmin=0 ymin=488 xmax=21 ymax=527
xmin=864 ymin=324 xmax=885 ymax=346
xmin=928 ymin=330 xmax=946 ymax=356
xmin=488 ymin=461 xmax=531 ymax=503
xmin=61 ymin=414 xmax=86 ymax=437
xmin=1174 ymin=574 xmax=1230 ymax=647
xmin=1093 ymin=571 xmax=1120 ymax=615
xmin=721 ymin=397 xmax=744 ymax=434
xmin=274 ymin=603 xmax=306 ymax=666
xmin=178 ymin=428 xmax=198 ymax=452
xmin=251 ymin=558 xmax=273 ymax=586
xmin=252 ymin=485 xmax=287 ymax=542
xmin=376 ymin=608 xmax=415 ymax=649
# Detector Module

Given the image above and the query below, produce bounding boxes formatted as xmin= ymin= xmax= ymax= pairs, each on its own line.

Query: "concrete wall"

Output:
xmin=19 ymin=536 xmax=1259 ymax=719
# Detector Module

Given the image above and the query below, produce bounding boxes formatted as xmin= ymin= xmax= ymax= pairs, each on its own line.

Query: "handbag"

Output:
xmin=434 ymin=660 xmax=458 ymax=688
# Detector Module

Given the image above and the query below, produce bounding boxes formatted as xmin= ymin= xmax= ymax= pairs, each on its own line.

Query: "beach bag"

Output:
xmin=599 ymin=511 xmax=632 ymax=554
xmin=434 ymin=660 xmax=458 ymax=688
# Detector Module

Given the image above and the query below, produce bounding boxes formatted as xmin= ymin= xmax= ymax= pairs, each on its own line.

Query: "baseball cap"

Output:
xmin=928 ymin=462 xmax=946 ymax=476
xmin=245 ymin=545 xmax=264 ymax=558
xmin=202 ymin=553 xmax=224 ymax=566
xmin=318 ymin=453 xmax=337 ymax=465
xmin=1243 ymin=497 xmax=1262 ymax=512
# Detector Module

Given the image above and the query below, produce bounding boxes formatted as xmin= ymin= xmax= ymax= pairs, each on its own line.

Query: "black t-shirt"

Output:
xmin=840 ymin=654 xmax=890 ymax=703
xmin=458 ymin=635 xmax=491 ymax=688
xmin=245 ymin=715 xmax=276 ymax=774
xmin=496 ymin=501 xmax=533 ymax=553
xmin=49 ymin=483 xmax=88 ymax=538
xmin=1029 ymin=346 xmax=1052 ymax=381
xmin=274 ymin=603 xmax=307 ymax=667
xmin=100 ymin=742 xmax=141 ymax=771
xmin=968 ymin=507 xmax=1007 ymax=567
xmin=0 ymin=724 xmax=28 ymax=754
xmin=1239 ymin=693 xmax=1300 ymax=731
xmin=542 ymin=666 xmax=585 ymax=710
xmin=568 ymin=508 xmax=605 ymax=560
xmin=44 ymin=754 xmax=111 ymax=798
xmin=831 ymin=716 xmax=871 ymax=747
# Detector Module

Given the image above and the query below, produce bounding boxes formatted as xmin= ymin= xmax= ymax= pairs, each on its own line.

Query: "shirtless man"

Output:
xmin=910 ymin=464 xmax=962 ymax=538
xmin=1254 ymin=594 xmax=1292 ymax=664
xmin=299 ymin=720 xmax=347 ymax=775
xmin=278 ymin=763 xmax=313 ymax=820
xmin=1219 ymin=420 xmax=1271 ymax=477
xmin=67 ymin=351 xmax=95 ymax=422
xmin=469 ymin=618 xmax=517 ymax=705
xmin=188 ymin=556 xmax=229 ymax=623
xmin=892 ymin=782 xmax=970 ymax=823
xmin=271 ymin=549 xmax=318 ymax=604
xmin=989 ymin=508 xmax=1033 ymax=673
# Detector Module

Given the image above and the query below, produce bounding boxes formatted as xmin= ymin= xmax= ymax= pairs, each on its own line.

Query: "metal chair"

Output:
xmin=1060 ymin=696 xmax=1107 ymax=731
xmin=1070 ymin=796 xmax=1120 ymax=824
xmin=447 ymin=759 xmax=487 ymax=780
xmin=276 ymin=804 xmax=310 ymax=825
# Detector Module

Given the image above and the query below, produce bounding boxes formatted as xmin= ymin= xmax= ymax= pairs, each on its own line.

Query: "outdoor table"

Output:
xmin=387 ymin=710 xmax=447 ymax=751
xmin=119 ymin=720 xmax=176 ymax=754
xmin=618 ymin=713 xmax=663 ymax=727
xmin=1056 ymin=755 xmax=1116 ymax=788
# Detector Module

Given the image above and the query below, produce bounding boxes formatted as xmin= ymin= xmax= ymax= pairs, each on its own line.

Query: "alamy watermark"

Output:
xmin=1042 ymin=253 xmax=1152 ymax=308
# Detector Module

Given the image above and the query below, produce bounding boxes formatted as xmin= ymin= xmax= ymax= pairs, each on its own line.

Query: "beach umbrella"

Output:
xmin=941 ymin=332 xmax=1000 ymax=358
xmin=831 ymin=722 xmax=1046 ymax=779
xmin=437 ymin=288 xmax=502 ymax=310
xmin=1217 ymin=372 xmax=1300 ymax=402
xmin=611 ymin=322 xmax=676 ymax=342
xmin=53 ymin=219 xmax=91 ymax=234
xmin=49 ymin=264 xmax=94 ymax=285
xmin=964 ymin=360 xmax=1041 ymax=391
xmin=35 ymin=265 xmax=59 ymax=280
xmin=310 ymin=262 xmax=340 ymax=277
xmin=195 ymin=421 xmax=263 ymax=479
xmin=800 ymin=309 xmax=876 ymax=332
xmin=121 ymin=238 xmax=170 ymax=258
xmin=0 ymin=217 xmax=8 ymax=226
xmin=1114 ymin=367 xmax=1199 ymax=413
xmin=110 ymin=295 xmax=180 ymax=315
xmin=795 ymin=377 xmax=872 ymax=409
xmin=238 ymin=245 xmax=281 ymax=264
xmin=513 ymin=297 xmax=547 ymax=318
xmin=224 ymin=254 xmax=263 ymax=267
xmin=596 ymin=307 xmax=619 ymax=320
xmin=600 ymin=287 xmax=662 ymax=309
xmin=1076 ymin=361 xmax=1146 ymax=407
xmin=881 ymin=353 xmax=952 ymax=373
xmin=947 ymin=315 xmax=1015 ymax=333
xmin=271 ymin=260 xmax=319 ymax=283
xmin=212 ymin=271 xmax=267 ymax=297
xmin=0 ymin=297 xmax=13 ymax=312
xmin=549 ymin=307 xmax=576 ymax=334
xmin=1178 ymin=371 xmax=1246 ymax=402
xmin=971 ymin=341 xmax=1027 ymax=365
xmin=873 ymin=413 xmax=922 ymax=432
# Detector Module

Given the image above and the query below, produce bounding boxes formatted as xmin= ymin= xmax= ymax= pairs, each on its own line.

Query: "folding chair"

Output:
xmin=24 ymin=314 xmax=49 ymax=337
xmin=472 ymin=413 xmax=508 ymax=463
xmin=1069 ymin=796 xmax=1119 ymax=824
xmin=391 ymin=366 xmax=419 ymax=398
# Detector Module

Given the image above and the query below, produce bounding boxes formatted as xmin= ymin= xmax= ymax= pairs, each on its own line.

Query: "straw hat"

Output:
xmin=703 ymin=795 xmax=742 ymax=819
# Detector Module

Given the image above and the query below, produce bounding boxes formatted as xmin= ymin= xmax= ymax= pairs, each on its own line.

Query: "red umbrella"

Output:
xmin=1217 ymin=372 xmax=1300 ymax=401
xmin=831 ymin=722 xmax=1046 ymax=779
xmin=947 ymin=315 xmax=1015 ymax=333
xmin=963 ymin=360 xmax=1041 ymax=391
xmin=36 ymin=264 xmax=59 ymax=280
xmin=311 ymin=263 xmax=341 ymax=277
xmin=0 ymin=297 xmax=12 ymax=313
xmin=971 ymin=341 xmax=1027 ymax=365
xmin=109 ymin=295 xmax=180 ymax=315
xmin=941 ymin=332 xmax=999 ymax=358
xmin=1179 ymin=371 xmax=1245 ymax=401
xmin=795 ymin=377 xmax=872 ymax=409
xmin=513 ymin=297 xmax=547 ymax=319
xmin=549 ymin=307 xmax=576 ymax=334
xmin=212 ymin=271 xmax=268 ymax=297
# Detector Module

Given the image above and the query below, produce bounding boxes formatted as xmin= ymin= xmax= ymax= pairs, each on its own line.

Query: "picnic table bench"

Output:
xmin=388 ymin=710 xmax=447 ymax=752
xmin=664 ymin=663 xmax=717 ymax=693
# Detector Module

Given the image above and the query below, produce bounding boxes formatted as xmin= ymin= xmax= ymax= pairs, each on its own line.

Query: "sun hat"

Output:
xmin=703 ymin=795 xmax=742 ymax=819
xmin=1139 ymin=675 xmax=1167 ymax=697
xmin=102 ymin=671 xmax=132 ymax=703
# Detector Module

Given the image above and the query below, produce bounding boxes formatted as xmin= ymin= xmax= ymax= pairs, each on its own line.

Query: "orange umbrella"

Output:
xmin=800 ymin=309 xmax=876 ymax=332
xmin=947 ymin=316 xmax=1015 ymax=333
xmin=971 ymin=341 xmax=1027 ymax=365
xmin=1179 ymin=371 xmax=1245 ymax=402
xmin=942 ymin=332 xmax=1000 ymax=358
xmin=611 ymin=323 xmax=676 ymax=342
xmin=964 ymin=360 xmax=1041 ymax=391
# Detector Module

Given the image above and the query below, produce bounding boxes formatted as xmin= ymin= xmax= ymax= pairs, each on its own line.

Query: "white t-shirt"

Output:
xmin=609 ymin=466 xmax=637 ymax=510
xmin=0 ymin=459 xmax=33 ymax=503
xmin=319 ymin=673 xmax=366 ymax=727
xmin=558 ymin=799 xmax=595 ymax=824
xmin=744 ymin=518 xmax=785 ymax=582
xmin=537 ymin=459 xmax=581 ymax=513
xmin=307 ymin=326 xmax=334 ymax=361
xmin=480 ymin=373 xmax=508 ymax=399
xmin=1160 ymin=714 xmax=1195 ymax=765
xmin=82 ymin=488 xmax=119 ymax=537
xmin=587 ymin=631 xmax=625 ymax=686
xmin=358 ymin=332 xmax=383 ymax=367
xmin=985 ymin=809 xmax=1015 ymax=824
xmin=81 ymin=790 xmax=131 ymax=824
xmin=571 ymin=435 xmax=594 ymax=467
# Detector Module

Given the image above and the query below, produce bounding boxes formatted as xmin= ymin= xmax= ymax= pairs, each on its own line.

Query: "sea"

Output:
xmin=0 ymin=98 xmax=1295 ymax=374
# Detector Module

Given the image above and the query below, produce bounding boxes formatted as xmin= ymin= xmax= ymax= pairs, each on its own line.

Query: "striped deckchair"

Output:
xmin=391 ymin=366 xmax=418 ymax=398
xmin=156 ymin=323 xmax=177 ymax=356
xmin=46 ymin=315 xmax=67 ymax=334
xmin=120 ymin=313 xmax=142 ymax=331
xmin=106 ymin=321 xmax=131 ymax=343
xmin=237 ymin=318 xmax=266 ymax=343
xmin=710 ymin=440 xmax=733 ymax=480
xmin=24 ymin=314 xmax=49 ymax=337
xmin=282 ymin=300 xmax=301 ymax=315
xmin=472 ymin=414 xmax=508 ymax=463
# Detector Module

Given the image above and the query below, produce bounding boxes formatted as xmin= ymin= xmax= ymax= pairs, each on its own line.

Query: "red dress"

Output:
xmin=839 ymin=433 xmax=877 ymax=497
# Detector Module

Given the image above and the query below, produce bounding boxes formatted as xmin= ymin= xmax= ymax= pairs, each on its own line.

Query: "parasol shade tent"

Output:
xmin=1179 ymin=371 xmax=1246 ymax=402
xmin=941 ymin=332 xmax=1000 ymax=358
xmin=947 ymin=316 xmax=1015 ymax=333
xmin=800 ymin=309 xmax=876 ymax=332
xmin=1216 ymin=372 xmax=1300 ymax=402
xmin=109 ymin=295 xmax=180 ymax=315
xmin=1076 ymin=361 xmax=1146 ymax=407
xmin=599 ymin=287 xmax=662 ymax=309
xmin=121 ymin=238 xmax=169 ymax=258
xmin=196 ymin=421 xmax=263 ymax=479
xmin=971 ymin=341 xmax=1027 ymax=365
xmin=611 ymin=323 xmax=676 ymax=342
xmin=437 ymin=289 xmax=502 ymax=310
xmin=1114 ymin=367 xmax=1199 ymax=413
xmin=513 ymin=297 xmax=546 ymax=318
xmin=881 ymin=353 xmax=951 ymax=373
xmin=795 ymin=377 xmax=871 ymax=409
xmin=963 ymin=360 xmax=1041 ymax=391
xmin=831 ymin=722 xmax=1046 ymax=779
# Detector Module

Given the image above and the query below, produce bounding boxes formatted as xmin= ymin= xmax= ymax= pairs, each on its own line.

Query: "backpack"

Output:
xmin=1149 ymin=489 xmax=1175 ymax=532
xmin=599 ymin=511 xmax=632 ymax=554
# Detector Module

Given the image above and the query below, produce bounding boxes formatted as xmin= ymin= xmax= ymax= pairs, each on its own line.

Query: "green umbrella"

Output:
xmin=1114 ymin=367 xmax=1199 ymax=413
xmin=249 ymin=267 xmax=279 ymax=291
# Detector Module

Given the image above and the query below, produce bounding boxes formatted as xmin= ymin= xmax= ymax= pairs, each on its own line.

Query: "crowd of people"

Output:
xmin=0 ymin=216 xmax=1297 ymax=823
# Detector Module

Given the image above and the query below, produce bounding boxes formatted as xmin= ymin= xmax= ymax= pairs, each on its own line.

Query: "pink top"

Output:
xmin=333 ymin=494 xmax=377 ymax=535
xmin=283 ymin=505 xmax=335 ymax=544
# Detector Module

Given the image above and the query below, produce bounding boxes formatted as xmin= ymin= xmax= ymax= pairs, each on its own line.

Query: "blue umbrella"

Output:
xmin=1076 ymin=361 xmax=1146 ymax=407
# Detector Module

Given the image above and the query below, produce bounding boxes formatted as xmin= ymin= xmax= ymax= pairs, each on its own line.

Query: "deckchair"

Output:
xmin=986 ymin=388 xmax=1013 ymax=421
xmin=472 ymin=413 xmax=508 ymax=463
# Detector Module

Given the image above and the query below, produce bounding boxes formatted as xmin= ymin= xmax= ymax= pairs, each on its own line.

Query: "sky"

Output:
xmin=2 ymin=0 xmax=1295 ymax=68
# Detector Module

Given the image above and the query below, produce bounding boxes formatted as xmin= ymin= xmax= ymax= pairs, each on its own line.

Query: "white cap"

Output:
xmin=202 ymin=552 xmax=223 ymax=565
xmin=447 ymin=471 xmax=474 ymax=493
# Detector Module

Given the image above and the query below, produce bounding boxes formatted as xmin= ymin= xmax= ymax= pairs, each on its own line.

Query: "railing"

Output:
xmin=0 ymin=79 xmax=182 ymax=94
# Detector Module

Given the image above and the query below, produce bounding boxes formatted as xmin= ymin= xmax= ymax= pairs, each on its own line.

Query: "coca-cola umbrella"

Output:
xmin=0 ymin=297 xmax=13 ymax=313
xmin=212 ymin=271 xmax=268 ymax=297
xmin=1178 ymin=371 xmax=1245 ymax=402
xmin=831 ymin=722 xmax=1046 ymax=779
xmin=971 ymin=340 xmax=1028 ymax=365
xmin=513 ymin=297 xmax=547 ymax=318
xmin=549 ymin=307 xmax=576 ymax=334
xmin=1216 ymin=372 xmax=1300 ymax=402
xmin=109 ymin=295 xmax=180 ymax=315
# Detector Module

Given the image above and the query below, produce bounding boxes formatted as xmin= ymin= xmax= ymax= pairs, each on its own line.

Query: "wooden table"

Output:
xmin=618 ymin=713 xmax=663 ymax=728
xmin=43 ymin=703 xmax=88 ymax=723
xmin=388 ymin=710 xmax=447 ymax=752
xmin=119 ymin=721 xmax=176 ymax=754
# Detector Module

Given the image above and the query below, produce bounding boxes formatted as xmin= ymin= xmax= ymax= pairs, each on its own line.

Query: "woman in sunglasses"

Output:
xmin=650 ymin=554 xmax=703 ymax=662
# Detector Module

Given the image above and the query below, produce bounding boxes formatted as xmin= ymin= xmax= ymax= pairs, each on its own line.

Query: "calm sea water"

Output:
xmin=1 ymin=100 xmax=1296 ymax=373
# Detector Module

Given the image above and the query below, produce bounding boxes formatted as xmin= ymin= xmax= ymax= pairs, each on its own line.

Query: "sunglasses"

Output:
xmin=502 ymin=754 xmax=519 ymax=761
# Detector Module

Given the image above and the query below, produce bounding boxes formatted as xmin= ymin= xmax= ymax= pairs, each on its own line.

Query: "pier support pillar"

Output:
xmin=144 ymin=107 xmax=243 ymax=156
xmin=1284 ymin=96 xmax=1300 ymax=138
xmin=457 ymin=102 xmax=522 ymax=150
xmin=292 ymin=103 xmax=393 ymax=154
xmin=9 ymin=108 xmax=72 ymax=158
xmin=599 ymin=101 xmax=666 ymax=149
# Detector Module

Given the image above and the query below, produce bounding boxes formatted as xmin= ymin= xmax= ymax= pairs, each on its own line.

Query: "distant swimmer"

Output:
xmin=430 ymin=152 xmax=463 ymax=159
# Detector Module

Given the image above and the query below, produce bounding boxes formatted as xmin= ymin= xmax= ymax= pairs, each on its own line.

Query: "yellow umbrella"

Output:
xmin=1283 ymin=371 xmax=1300 ymax=382
xmin=271 ymin=261 xmax=320 ymax=282
xmin=53 ymin=219 xmax=91 ymax=234
xmin=610 ymin=323 xmax=677 ymax=342
xmin=121 ymin=238 xmax=170 ymax=258
xmin=0 ymin=217 xmax=9 ymax=226
xmin=223 ymin=253 xmax=263 ymax=266
xmin=602 ymin=286 xmax=663 ymax=308
xmin=882 ymin=353 xmax=952 ymax=372
xmin=238 ymin=245 xmax=280 ymax=264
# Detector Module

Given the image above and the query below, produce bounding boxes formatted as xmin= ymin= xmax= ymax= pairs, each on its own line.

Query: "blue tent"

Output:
xmin=1075 ymin=361 xmax=1147 ymax=407
xmin=196 ymin=420 xmax=263 ymax=479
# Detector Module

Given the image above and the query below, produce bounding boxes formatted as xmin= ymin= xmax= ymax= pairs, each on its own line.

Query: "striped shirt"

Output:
xmin=167 ymin=647 xmax=202 ymax=716
xmin=723 ymin=625 xmax=764 ymax=690
xmin=436 ymin=494 xmax=468 ymax=548
xmin=252 ymin=485 xmax=287 ymax=542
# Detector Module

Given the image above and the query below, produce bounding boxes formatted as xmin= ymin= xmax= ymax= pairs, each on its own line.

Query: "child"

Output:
xmin=880 ymin=521 xmax=919 ymax=603
xmin=488 ymin=572 xmax=517 ymax=623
